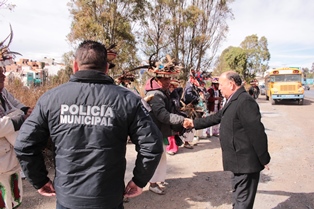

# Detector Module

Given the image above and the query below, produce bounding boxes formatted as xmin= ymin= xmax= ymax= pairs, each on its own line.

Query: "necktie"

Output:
xmin=0 ymin=93 xmax=6 ymax=111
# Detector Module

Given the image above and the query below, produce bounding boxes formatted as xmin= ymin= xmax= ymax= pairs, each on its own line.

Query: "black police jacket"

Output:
xmin=15 ymin=70 xmax=163 ymax=209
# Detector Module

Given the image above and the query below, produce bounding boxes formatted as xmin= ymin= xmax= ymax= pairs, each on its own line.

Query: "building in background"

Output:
xmin=4 ymin=57 xmax=65 ymax=86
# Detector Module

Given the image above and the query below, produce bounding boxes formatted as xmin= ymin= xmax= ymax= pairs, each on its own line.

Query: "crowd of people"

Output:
xmin=0 ymin=40 xmax=270 ymax=209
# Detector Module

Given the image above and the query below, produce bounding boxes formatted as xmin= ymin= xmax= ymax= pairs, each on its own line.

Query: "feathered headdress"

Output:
xmin=115 ymin=71 xmax=136 ymax=83
xmin=146 ymin=54 xmax=183 ymax=78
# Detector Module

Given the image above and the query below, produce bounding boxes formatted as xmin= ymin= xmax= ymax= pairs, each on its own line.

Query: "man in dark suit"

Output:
xmin=183 ymin=71 xmax=270 ymax=209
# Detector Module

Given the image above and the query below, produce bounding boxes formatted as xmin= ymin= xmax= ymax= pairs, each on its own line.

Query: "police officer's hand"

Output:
xmin=37 ymin=181 xmax=56 ymax=197
xmin=124 ymin=180 xmax=143 ymax=198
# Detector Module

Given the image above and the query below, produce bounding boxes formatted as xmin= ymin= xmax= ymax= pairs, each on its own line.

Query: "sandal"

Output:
xmin=149 ymin=185 xmax=165 ymax=195
xmin=160 ymin=182 xmax=169 ymax=187
xmin=183 ymin=142 xmax=193 ymax=149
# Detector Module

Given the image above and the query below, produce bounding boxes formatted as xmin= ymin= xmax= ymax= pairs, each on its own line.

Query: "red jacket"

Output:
xmin=207 ymin=87 xmax=222 ymax=112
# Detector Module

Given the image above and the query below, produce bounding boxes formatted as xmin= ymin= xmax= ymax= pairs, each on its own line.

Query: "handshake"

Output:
xmin=183 ymin=118 xmax=194 ymax=129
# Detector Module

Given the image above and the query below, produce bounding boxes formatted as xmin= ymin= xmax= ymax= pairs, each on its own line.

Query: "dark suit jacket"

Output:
xmin=194 ymin=86 xmax=271 ymax=174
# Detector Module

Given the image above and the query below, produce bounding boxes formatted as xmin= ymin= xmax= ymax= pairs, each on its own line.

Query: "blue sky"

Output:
xmin=1 ymin=0 xmax=313 ymax=69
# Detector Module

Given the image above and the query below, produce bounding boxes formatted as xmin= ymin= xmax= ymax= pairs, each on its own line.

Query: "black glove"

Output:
xmin=10 ymin=115 xmax=25 ymax=131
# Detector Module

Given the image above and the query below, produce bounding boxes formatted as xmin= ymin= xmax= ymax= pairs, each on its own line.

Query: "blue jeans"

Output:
xmin=56 ymin=201 xmax=124 ymax=209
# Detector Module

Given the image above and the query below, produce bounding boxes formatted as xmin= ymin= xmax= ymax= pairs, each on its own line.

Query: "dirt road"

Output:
xmin=19 ymin=97 xmax=314 ymax=209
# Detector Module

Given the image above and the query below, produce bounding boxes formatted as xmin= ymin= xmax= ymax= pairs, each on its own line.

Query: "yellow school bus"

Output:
xmin=264 ymin=67 xmax=304 ymax=105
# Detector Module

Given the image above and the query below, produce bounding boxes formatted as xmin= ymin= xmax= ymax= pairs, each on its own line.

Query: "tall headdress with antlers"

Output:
xmin=0 ymin=25 xmax=22 ymax=63
xmin=115 ymin=71 xmax=136 ymax=85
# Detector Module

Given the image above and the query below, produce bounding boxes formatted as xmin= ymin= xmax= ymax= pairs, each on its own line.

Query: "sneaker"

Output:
xmin=193 ymin=136 xmax=199 ymax=145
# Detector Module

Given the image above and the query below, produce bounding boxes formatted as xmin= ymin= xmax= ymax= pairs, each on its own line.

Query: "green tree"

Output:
xmin=62 ymin=51 xmax=74 ymax=68
xmin=215 ymin=34 xmax=271 ymax=82
xmin=225 ymin=47 xmax=248 ymax=78
xmin=62 ymin=51 xmax=74 ymax=79
xmin=135 ymin=0 xmax=171 ymax=59
xmin=213 ymin=47 xmax=233 ymax=76
xmin=302 ymin=67 xmax=313 ymax=79
xmin=302 ymin=67 xmax=309 ymax=74
xmin=240 ymin=34 xmax=270 ymax=75
xmin=67 ymin=0 xmax=147 ymax=75
xmin=305 ymin=73 xmax=313 ymax=79
xmin=137 ymin=0 xmax=233 ymax=77
xmin=175 ymin=0 xmax=232 ymax=73
xmin=49 ymin=68 xmax=71 ymax=85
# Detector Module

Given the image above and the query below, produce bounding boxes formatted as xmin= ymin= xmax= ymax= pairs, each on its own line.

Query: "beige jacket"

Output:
xmin=0 ymin=111 xmax=22 ymax=175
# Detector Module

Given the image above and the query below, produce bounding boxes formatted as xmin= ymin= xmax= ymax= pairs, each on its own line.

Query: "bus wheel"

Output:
xmin=298 ymin=99 xmax=304 ymax=105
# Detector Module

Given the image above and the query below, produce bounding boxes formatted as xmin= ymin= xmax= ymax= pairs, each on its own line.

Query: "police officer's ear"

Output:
xmin=73 ymin=60 xmax=79 ymax=73
xmin=104 ymin=63 xmax=109 ymax=74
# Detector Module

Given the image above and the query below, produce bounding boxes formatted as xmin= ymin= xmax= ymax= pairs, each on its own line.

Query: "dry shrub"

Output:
xmin=6 ymin=78 xmax=59 ymax=108
xmin=6 ymin=78 xmax=60 ymax=168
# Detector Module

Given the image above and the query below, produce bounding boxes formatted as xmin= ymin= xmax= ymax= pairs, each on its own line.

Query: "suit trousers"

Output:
xmin=231 ymin=172 xmax=260 ymax=209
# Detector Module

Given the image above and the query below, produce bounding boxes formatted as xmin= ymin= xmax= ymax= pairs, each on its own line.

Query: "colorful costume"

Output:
xmin=143 ymin=55 xmax=184 ymax=194
xmin=206 ymin=77 xmax=222 ymax=136
xmin=0 ymin=88 xmax=26 ymax=209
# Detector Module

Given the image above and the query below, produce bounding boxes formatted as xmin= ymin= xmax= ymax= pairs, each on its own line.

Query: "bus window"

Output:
xmin=269 ymin=76 xmax=274 ymax=82
xmin=275 ymin=75 xmax=284 ymax=82
xmin=285 ymin=75 xmax=301 ymax=82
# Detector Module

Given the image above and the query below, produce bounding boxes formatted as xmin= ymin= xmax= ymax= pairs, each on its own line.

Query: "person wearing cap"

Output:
xmin=248 ymin=80 xmax=260 ymax=99
xmin=182 ymin=69 xmax=201 ymax=107
xmin=206 ymin=77 xmax=223 ymax=137
xmin=144 ymin=56 xmax=186 ymax=194
xmin=14 ymin=40 xmax=163 ymax=209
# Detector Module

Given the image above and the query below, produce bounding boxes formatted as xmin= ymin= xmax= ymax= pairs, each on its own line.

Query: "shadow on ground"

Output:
xmin=124 ymin=171 xmax=233 ymax=209
xmin=259 ymin=190 xmax=314 ymax=209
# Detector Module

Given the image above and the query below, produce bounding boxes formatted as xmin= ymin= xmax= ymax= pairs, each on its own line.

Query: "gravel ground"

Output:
xmin=19 ymin=97 xmax=314 ymax=209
